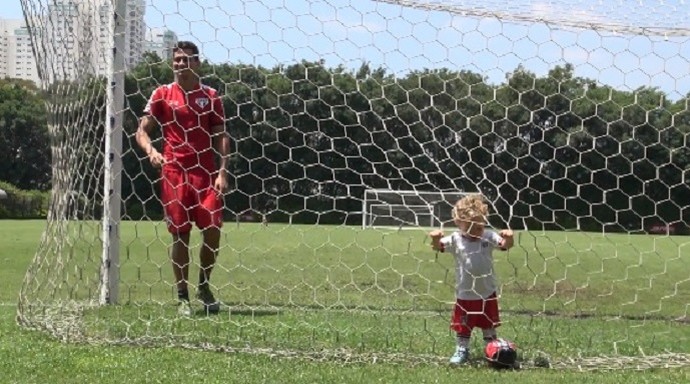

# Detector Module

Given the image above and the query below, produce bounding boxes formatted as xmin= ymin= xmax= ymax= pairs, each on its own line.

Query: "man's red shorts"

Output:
xmin=160 ymin=167 xmax=223 ymax=234
xmin=450 ymin=292 xmax=500 ymax=336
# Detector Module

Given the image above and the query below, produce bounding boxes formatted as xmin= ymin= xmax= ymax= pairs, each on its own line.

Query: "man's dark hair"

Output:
xmin=172 ymin=41 xmax=200 ymax=60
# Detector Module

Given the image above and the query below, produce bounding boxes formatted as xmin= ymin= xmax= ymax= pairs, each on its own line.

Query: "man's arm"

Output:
xmin=211 ymin=123 xmax=231 ymax=195
xmin=211 ymin=124 xmax=230 ymax=173
xmin=136 ymin=88 xmax=165 ymax=168
xmin=210 ymin=93 xmax=230 ymax=176
xmin=135 ymin=115 xmax=164 ymax=168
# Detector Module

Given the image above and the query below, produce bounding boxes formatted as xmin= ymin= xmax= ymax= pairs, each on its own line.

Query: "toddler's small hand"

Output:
xmin=429 ymin=230 xmax=444 ymax=251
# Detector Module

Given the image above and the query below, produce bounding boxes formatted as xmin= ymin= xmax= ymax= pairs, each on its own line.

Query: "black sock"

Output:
xmin=178 ymin=289 xmax=189 ymax=301
xmin=198 ymin=270 xmax=209 ymax=289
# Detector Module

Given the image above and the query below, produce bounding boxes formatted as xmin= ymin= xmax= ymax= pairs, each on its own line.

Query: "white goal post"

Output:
xmin=365 ymin=203 xmax=435 ymax=229
xmin=362 ymin=189 xmax=482 ymax=230
xmin=17 ymin=0 xmax=690 ymax=371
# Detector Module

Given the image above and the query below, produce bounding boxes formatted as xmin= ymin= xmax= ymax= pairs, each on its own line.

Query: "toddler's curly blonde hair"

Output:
xmin=452 ymin=193 xmax=488 ymax=227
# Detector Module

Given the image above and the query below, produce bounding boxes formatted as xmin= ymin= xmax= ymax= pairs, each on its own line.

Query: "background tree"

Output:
xmin=0 ymin=79 xmax=50 ymax=191
xmin=2 ymin=57 xmax=687 ymax=231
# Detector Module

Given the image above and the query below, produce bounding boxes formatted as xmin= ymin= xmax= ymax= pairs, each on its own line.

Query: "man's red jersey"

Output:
xmin=144 ymin=82 xmax=225 ymax=172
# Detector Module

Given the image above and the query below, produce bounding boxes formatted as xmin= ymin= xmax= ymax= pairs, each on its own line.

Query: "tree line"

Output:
xmin=1 ymin=53 xmax=689 ymax=232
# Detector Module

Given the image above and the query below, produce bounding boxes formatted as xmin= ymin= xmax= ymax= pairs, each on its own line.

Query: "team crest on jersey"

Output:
xmin=195 ymin=97 xmax=210 ymax=108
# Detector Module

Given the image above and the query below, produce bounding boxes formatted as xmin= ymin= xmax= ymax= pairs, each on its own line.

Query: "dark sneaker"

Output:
xmin=196 ymin=285 xmax=220 ymax=314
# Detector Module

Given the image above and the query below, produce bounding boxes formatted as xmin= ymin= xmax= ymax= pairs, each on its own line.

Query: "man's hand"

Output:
xmin=148 ymin=149 xmax=165 ymax=168
xmin=429 ymin=229 xmax=444 ymax=252
xmin=213 ymin=171 xmax=230 ymax=196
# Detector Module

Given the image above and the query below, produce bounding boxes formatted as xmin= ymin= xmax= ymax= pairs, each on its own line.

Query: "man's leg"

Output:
xmin=199 ymin=226 xmax=220 ymax=288
xmin=192 ymin=169 xmax=224 ymax=314
xmin=195 ymin=226 xmax=221 ymax=313
xmin=172 ymin=231 xmax=191 ymax=297
xmin=161 ymin=167 xmax=193 ymax=316
xmin=171 ymin=231 xmax=193 ymax=316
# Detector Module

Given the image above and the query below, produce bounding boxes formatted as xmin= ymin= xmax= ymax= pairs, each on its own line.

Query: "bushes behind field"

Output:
xmin=0 ymin=181 xmax=49 ymax=219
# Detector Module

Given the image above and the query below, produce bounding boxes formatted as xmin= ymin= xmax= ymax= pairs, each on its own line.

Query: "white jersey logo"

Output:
xmin=195 ymin=97 xmax=209 ymax=108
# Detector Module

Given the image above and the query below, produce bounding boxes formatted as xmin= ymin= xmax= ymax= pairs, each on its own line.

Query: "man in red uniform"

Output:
xmin=136 ymin=41 xmax=230 ymax=316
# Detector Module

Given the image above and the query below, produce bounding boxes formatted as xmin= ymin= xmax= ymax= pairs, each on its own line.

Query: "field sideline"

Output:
xmin=4 ymin=219 xmax=690 ymax=383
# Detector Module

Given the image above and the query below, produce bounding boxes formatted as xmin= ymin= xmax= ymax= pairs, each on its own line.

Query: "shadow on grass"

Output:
xmin=193 ymin=305 xmax=282 ymax=318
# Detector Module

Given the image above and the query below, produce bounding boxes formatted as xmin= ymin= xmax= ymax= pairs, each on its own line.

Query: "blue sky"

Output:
xmin=4 ymin=0 xmax=690 ymax=100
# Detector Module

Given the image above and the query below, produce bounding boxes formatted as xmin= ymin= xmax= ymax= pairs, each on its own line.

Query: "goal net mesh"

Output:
xmin=17 ymin=0 xmax=690 ymax=370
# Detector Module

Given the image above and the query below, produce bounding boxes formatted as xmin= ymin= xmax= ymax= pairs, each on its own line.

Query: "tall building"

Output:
xmin=144 ymin=28 xmax=178 ymax=61
xmin=31 ymin=0 xmax=146 ymax=83
xmin=0 ymin=19 xmax=40 ymax=84
xmin=122 ymin=0 xmax=146 ymax=69
xmin=93 ymin=0 xmax=146 ymax=74
xmin=10 ymin=1 xmax=183 ymax=84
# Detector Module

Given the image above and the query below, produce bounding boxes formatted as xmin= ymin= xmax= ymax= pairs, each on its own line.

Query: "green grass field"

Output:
xmin=4 ymin=220 xmax=690 ymax=383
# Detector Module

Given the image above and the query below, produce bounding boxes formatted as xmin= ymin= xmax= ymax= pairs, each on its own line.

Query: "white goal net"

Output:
xmin=17 ymin=0 xmax=690 ymax=370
